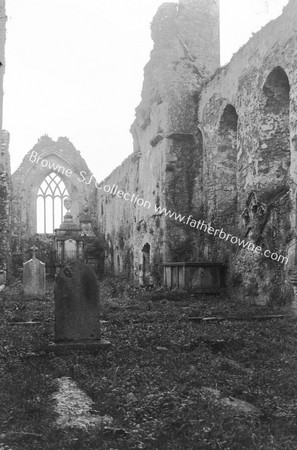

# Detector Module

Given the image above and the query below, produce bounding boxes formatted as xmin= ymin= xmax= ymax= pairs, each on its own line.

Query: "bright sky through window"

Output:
xmin=37 ymin=172 xmax=69 ymax=234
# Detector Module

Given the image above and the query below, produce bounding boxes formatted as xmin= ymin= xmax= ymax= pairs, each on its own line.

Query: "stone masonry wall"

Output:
xmin=0 ymin=130 xmax=11 ymax=282
xmin=97 ymin=0 xmax=220 ymax=284
xmin=97 ymin=0 xmax=297 ymax=303
xmin=95 ymin=147 xmax=166 ymax=284
xmin=0 ymin=1 xmax=8 ymax=282
xmin=197 ymin=0 xmax=297 ymax=305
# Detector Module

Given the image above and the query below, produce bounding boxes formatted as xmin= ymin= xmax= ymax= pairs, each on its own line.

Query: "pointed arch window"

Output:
xmin=37 ymin=172 xmax=69 ymax=234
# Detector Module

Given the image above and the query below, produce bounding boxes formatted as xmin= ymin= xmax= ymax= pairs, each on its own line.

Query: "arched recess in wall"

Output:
xmin=117 ymin=254 xmax=121 ymax=274
xmin=36 ymin=172 xmax=69 ymax=234
xmin=259 ymin=66 xmax=290 ymax=186
xmin=215 ymin=104 xmax=238 ymax=212
xmin=142 ymin=243 xmax=150 ymax=285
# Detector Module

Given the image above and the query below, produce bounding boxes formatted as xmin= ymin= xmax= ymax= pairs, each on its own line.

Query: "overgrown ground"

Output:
xmin=1 ymin=276 xmax=297 ymax=449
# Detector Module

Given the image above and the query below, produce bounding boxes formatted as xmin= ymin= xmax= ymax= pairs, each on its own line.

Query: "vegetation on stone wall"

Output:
xmin=165 ymin=136 xmax=202 ymax=262
xmin=167 ymin=236 xmax=193 ymax=262
xmin=116 ymin=225 xmax=125 ymax=251
xmin=84 ymin=233 xmax=107 ymax=278
xmin=151 ymin=250 xmax=163 ymax=285
xmin=123 ymin=247 xmax=134 ymax=280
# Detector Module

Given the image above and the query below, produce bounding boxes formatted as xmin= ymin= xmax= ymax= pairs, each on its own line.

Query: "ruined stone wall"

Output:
xmin=95 ymin=147 xmax=166 ymax=284
xmin=0 ymin=2 xmax=8 ymax=282
xmin=97 ymin=0 xmax=297 ymax=302
xmin=197 ymin=0 xmax=297 ymax=304
xmin=11 ymin=136 xmax=93 ymax=261
xmin=0 ymin=130 xmax=11 ymax=282
xmin=133 ymin=0 xmax=220 ymax=267
xmin=0 ymin=0 xmax=5 ymax=133
xmin=97 ymin=0 xmax=220 ymax=284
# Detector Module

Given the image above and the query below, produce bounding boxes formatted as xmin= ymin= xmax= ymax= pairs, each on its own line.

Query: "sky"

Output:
xmin=3 ymin=0 xmax=289 ymax=182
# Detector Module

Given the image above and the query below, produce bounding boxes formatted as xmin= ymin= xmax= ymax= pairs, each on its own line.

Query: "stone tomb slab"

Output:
xmin=50 ymin=260 xmax=110 ymax=353
xmin=23 ymin=256 xmax=46 ymax=296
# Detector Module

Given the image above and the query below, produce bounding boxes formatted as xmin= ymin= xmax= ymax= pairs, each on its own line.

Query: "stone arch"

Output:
xmin=259 ymin=66 xmax=290 ymax=186
xmin=11 ymin=136 xmax=93 ymax=241
xmin=16 ymin=158 xmax=75 ymax=236
xmin=215 ymin=104 xmax=238 ymax=212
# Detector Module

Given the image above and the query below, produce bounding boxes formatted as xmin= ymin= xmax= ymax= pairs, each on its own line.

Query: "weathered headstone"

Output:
xmin=23 ymin=246 xmax=46 ymax=296
xmin=51 ymin=260 xmax=109 ymax=353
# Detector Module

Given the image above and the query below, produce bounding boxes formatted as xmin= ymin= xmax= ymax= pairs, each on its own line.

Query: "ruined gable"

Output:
xmin=11 ymin=136 xmax=94 ymax=256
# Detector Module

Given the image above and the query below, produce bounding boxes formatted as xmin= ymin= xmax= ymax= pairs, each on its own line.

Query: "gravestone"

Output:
xmin=51 ymin=260 xmax=109 ymax=353
xmin=23 ymin=246 xmax=46 ymax=296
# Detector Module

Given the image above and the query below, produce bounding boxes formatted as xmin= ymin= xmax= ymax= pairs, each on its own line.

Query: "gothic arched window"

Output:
xmin=37 ymin=172 xmax=69 ymax=234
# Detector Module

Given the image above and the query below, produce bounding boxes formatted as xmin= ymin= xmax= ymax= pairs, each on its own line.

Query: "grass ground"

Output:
xmin=1 ymin=276 xmax=297 ymax=449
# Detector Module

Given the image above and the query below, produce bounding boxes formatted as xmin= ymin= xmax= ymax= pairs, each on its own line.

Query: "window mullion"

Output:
xmin=37 ymin=172 xmax=69 ymax=234
xmin=43 ymin=196 xmax=46 ymax=234
xmin=52 ymin=196 xmax=55 ymax=233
